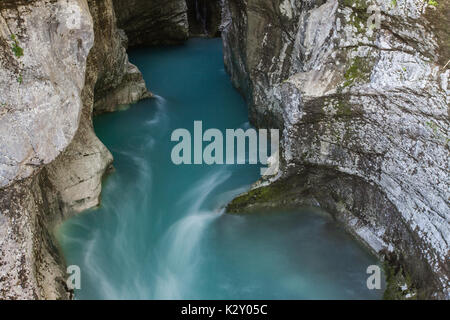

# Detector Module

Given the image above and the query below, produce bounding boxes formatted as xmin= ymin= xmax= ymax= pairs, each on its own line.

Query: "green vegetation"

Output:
xmin=342 ymin=0 xmax=369 ymax=10
xmin=226 ymin=184 xmax=285 ymax=213
xmin=342 ymin=0 xmax=378 ymax=36
xmin=390 ymin=0 xmax=397 ymax=7
xmin=428 ymin=0 xmax=438 ymax=6
xmin=383 ymin=263 xmax=417 ymax=300
xmin=426 ymin=121 xmax=449 ymax=144
xmin=343 ymin=56 xmax=372 ymax=87
xmin=336 ymin=100 xmax=353 ymax=117
xmin=349 ymin=10 xmax=371 ymax=33
xmin=426 ymin=121 xmax=439 ymax=135
xmin=10 ymin=34 xmax=24 ymax=58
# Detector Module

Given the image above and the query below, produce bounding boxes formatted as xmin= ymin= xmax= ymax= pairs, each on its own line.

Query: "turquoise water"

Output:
xmin=58 ymin=38 xmax=384 ymax=299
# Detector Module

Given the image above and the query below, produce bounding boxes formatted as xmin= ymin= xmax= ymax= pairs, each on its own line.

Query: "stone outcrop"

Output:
xmin=223 ymin=0 xmax=449 ymax=299
xmin=112 ymin=0 xmax=189 ymax=46
xmin=88 ymin=0 xmax=151 ymax=114
xmin=186 ymin=0 xmax=222 ymax=37
xmin=0 ymin=0 xmax=149 ymax=299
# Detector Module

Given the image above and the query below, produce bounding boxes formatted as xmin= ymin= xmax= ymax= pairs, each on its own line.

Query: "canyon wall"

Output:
xmin=0 ymin=0 xmax=149 ymax=299
xmin=112 ymin=0 xmax=190 ymax=46
xmin=223 ymin=0 xmax=449 ymax=298
xmin=112 ymin=0 xmax=223 ymax=46
xmin=186 ymin=0 xmax=222 ymax=37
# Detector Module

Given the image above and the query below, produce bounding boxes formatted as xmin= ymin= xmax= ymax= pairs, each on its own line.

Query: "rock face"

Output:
xmin=112 ymin=0 xmax=189 ymax=46
xmin=223 ymin=0 xmax=449 ymax=298
xmin=0 ymin=0 xmax=149 ymax=299
xmin=186 ymin=0 xmax=222 ymax=37
xmin=0 ymin=0 xmax=94 ymax=189
xmin=88 ymin=0 xmax=151 ymax=115
xmin=45 ymin=0 xmax=150 ymax=215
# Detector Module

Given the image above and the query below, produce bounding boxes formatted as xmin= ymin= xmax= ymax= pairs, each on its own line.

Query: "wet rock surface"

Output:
xmin=0 ymin=0 xmax=448 ymax=300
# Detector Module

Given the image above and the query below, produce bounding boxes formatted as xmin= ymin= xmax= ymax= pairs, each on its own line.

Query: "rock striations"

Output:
xmin=0 ymin=0 xmax=149 ymax=299
xmin=223 ymin=0 xmax=449 ymax=299
xmin=112 ymin=0 xmax=190 ymax=46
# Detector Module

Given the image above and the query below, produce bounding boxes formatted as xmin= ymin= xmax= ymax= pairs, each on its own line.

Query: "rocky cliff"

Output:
xmin=186 ymin=0 xmax=222 ymax=37
xmin=223 ymin=0 xmax=449 ymax=298
xmin=0 ymin=0 xmax=149 ymax=299
xmin=111 ymin=0 xmax=223 ymax=46
xmin=112 ymin=0 xmax=190 ymax=46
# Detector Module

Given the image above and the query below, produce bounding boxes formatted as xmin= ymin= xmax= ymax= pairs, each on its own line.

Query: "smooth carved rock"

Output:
xmin=0 ymin=0 xmax=94 ymax=188
xmin=223 ymin=0 xmax=449 ymax=298
xmin=112 ymin=0 xmax=189 ymax=46
xmin=0 ymin=0 xmax=149 ymax=299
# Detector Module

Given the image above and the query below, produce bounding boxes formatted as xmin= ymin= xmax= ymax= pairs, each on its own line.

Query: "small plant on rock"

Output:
xmin=10 ymin=34 xmax=24 ymax=58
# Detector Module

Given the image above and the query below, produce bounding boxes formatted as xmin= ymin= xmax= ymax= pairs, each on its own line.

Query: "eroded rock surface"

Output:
xmin=0 ymin=0 xmax=93 ymax=189
xmin=112 ymin=0 xmax=189 ymax=46
xmin=186 ymin=0 xmax=222 ymax=37
xmin=223 ymin=0 xmax=449 ymax=298
xmin=0 ymin=0 xmax=149 ymax=299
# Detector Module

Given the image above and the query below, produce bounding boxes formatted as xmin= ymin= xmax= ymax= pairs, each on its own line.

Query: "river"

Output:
xmin=57 ymin=38 xmax=384 ymax=299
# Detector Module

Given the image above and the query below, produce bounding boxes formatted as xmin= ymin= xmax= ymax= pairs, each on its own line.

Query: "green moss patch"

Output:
xmin=383 ymin=263 xmax=418 ymax=300
xmin=343 ymin=56 xmax=373 ymax=87
xmin=342 ymin=0 xmax=369 ymax=10
xmin=226 ymin=183 xmax=289 ymax=213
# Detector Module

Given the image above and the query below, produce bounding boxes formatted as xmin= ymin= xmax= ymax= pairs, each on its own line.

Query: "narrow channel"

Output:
xmin=57 ymin=38 xmax=384 ymax=299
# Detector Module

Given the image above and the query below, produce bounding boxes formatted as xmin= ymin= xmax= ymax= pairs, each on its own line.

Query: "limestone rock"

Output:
xmin=223 ymin=0 xmax=449 ymax=298
xmin=0 ymin=0 xmax=150 ymax=299
xmin=0 ymin=0 xmax=94 ymax=189
xmin=186 ymin=0 xmax=222 ymax=37
xmin=112 ymin=0 xmax=189 ymax=46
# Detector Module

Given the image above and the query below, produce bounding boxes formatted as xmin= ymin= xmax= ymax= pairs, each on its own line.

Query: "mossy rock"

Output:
xmin=383 ymin=263 xmax=418 ymax=300
xmin=226 ymin=183 xmax=290 ymax=213
xmin=342 ymin=0 xmax=370 ymax=10
xmin=343 ymin=56 xmax=373 ymax=87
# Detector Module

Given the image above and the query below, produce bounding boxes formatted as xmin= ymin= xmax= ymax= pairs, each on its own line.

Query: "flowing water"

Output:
xmin=57 ymin=38 xmax=385 ymax=299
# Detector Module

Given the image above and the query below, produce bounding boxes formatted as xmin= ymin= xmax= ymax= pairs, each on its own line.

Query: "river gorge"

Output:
xmin=57 ymin=38 xmax=383 ymax=299
xmin=0 ymin=0 xmax=448 ymax=300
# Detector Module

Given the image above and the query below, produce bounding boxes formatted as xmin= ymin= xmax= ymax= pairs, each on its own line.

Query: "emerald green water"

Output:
xmin=58 ymin=38 xmax=384 ymax=299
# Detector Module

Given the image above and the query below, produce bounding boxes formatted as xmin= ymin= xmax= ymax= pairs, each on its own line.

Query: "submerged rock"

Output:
xmin=223 ymin=0 xmax=449 ymax=298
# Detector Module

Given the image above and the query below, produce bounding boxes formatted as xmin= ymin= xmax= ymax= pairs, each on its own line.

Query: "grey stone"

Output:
xmin=0 ymin=0 xmax=150 ymax=299
xmin=112 ymin=0 xmax=189 ymax=46
xmin=223 ymin=0 xmax=449 ymax=299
